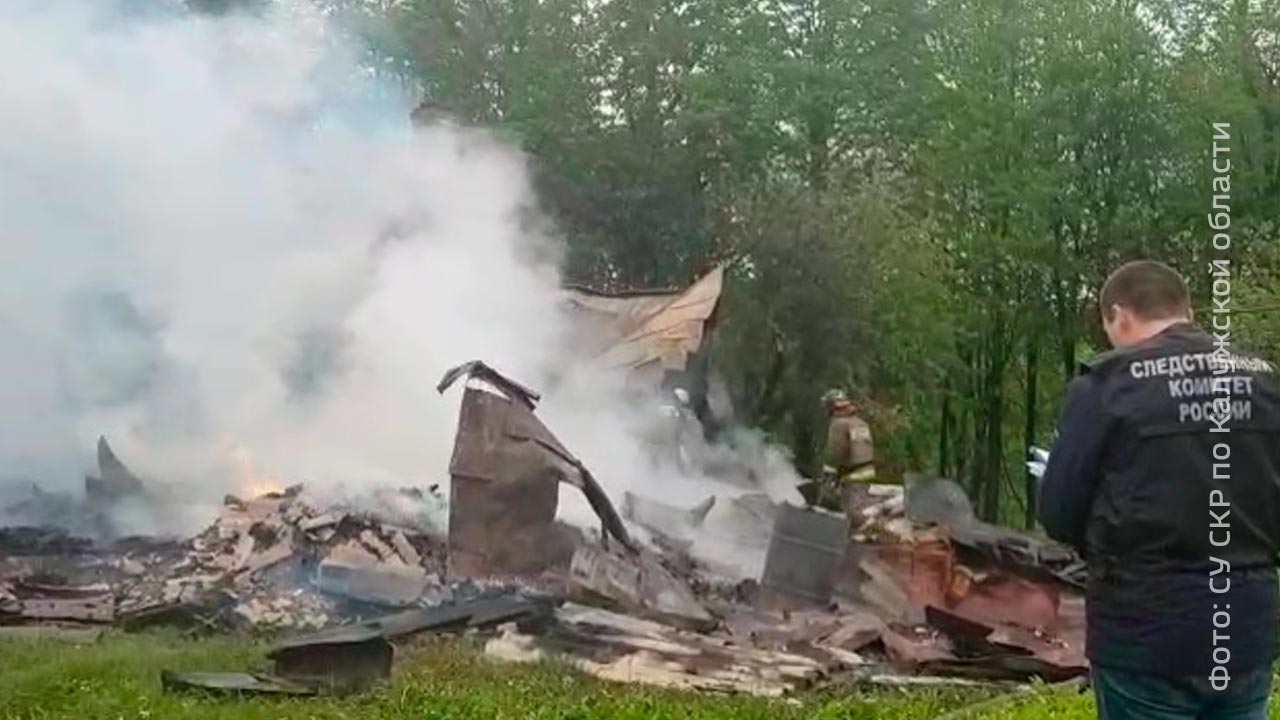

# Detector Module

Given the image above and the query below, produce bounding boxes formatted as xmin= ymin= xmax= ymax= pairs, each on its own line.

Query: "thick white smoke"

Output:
xmin=0 ymin=0 xmax=562 ymax=523
xmin=0 ymin=0 xmax=801 ymax=569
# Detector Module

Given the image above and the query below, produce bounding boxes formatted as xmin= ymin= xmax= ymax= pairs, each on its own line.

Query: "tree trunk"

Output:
xmin=1023 ymin=339 xmax=1039 ymax=529
xmin=968 ymin=338 xmax=989 ymax=513
xmin=973 ymin=317 xmax=1009 ymax=523
xmin=938 ymin=393 xmax=951 ymax=478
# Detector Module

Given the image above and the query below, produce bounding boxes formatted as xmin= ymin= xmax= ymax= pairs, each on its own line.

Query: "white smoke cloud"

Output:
xmin=0 ymin=0 xmax=561 ymax=520
xmin=0 ymin=0 xmax=801 ymax=565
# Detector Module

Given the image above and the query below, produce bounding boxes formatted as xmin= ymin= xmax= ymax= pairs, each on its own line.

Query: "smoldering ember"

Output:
xmin=0 ymin=270 xmax=1089 ymax=699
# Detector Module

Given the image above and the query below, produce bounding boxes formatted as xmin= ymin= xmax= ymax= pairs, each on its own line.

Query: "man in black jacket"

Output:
xmin=1040 ymin=260 xmax=1280 ymax=719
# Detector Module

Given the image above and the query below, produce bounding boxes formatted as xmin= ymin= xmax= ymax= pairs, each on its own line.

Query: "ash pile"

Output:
xmin=0 ymin=361 xmax=1089 ymax=698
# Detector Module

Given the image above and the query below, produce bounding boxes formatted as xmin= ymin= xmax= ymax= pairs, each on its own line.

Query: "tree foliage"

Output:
xmin=321 ymin=0 xmax=1279 ymax=524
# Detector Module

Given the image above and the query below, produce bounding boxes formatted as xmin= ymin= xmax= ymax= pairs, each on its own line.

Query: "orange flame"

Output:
xmin=230 ymin=445 xmax=286 ymax=499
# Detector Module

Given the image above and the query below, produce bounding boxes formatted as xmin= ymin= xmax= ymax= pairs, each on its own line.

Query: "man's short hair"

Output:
xmin=1100 ymin=260 xmax=1191 ymax=322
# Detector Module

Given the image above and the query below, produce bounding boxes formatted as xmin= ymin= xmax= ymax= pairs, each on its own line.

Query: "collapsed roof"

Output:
xmin=563 ymin=266 xmax=724 ymax=382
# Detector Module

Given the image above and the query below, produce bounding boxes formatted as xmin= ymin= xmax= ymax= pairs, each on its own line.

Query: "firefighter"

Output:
xmin=819 ymin=389 xmax=876 ymax=516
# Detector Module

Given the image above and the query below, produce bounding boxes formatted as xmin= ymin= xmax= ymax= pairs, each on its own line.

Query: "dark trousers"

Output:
xmin=1092 ymin=665 xmax=1272 ymax=720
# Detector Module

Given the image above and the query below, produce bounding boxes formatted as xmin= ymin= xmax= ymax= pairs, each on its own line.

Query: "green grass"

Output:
xmin=0 ymin=630 xmax=1101 ymax=719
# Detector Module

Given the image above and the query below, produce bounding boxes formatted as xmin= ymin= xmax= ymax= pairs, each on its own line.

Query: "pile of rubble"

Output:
xmin=1 ymin=481 xmax=449 ymax=633
xmin=0 ymin=361 xmax=1090 ymax=699
xmin=831 ymin=476 xmax=1087 ymax=683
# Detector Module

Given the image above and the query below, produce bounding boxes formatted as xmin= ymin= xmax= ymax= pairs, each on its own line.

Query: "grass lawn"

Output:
xmin=0 ymin=629 xmax=1101 ymax=719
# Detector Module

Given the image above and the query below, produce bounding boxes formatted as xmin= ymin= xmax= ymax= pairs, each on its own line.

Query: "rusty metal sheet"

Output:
xmin=881 ymin=611 xmax=1087 ymax=682
xmin=904 ymin=473 xmax=1086 ymax=589
xmin=948 ymin=570 xmax=1062 ymax=632
xmin=836 ymin=532 xmax=1088 ymax=680
xmin=925 ymin=603 xmax=1086 ymax=679
xmin=839 ymin=539 xmax=954 ymax=621
xmin=441 ymin=382 xmax=573 ymax=577
xmin=840 ymin=535 xmax=1079 ymax=629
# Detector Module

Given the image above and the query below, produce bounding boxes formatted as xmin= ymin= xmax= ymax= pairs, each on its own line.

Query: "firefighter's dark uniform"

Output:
xmin=1039 ymin=323 xmax=1280 ymax=688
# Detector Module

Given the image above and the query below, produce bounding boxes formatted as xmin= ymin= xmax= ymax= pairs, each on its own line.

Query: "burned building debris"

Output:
xmin=437 ymin=360 xmax=633 ymax=579
xmin=0 ymin=360 xmax=1089 ymax=701
xmin=562 ymin=266 xmax=724 ymax=403
xmin=2 ymin=482 xmax=450 ymax=634
xmin=268 ymin=624 xmax=395 ymax=691
xmin=161 ymin=670 xmax=320 ymax=697
xmin=85 ymin=436 xmax=146 ymax=504
xmin=759 ymin=504 xmax=849 ymax=608
xmin=567 ymin=545 xmax=714 ymax=631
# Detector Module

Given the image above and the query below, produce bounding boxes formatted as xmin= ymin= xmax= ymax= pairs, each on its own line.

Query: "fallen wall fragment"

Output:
xmin=568 ymin=545 xmax=713 ymax=631
xmin=438 ymin=360 xmax=633 ymax=579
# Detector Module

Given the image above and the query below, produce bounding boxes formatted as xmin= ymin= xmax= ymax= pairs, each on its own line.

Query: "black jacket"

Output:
xmin=1039 ymin=323 xmax=1280 ymax=676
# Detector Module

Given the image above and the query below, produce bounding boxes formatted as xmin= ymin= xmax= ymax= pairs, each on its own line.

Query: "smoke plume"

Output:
xmin=0 ymin=0 xmax=801 ymax=569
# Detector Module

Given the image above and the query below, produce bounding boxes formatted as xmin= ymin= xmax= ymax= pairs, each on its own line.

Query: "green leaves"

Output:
xmin=331 ymin=0 xmax=1278 ymax=518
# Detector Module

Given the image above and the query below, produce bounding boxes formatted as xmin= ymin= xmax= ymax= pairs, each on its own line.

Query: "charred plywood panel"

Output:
xmin=440 ymin=362 xmax=632 ymax=579
xmin=446 ymin=381 xmax=572 ymax=484
xmin=447 ymin=387 xmax=565 ymax=578
xmin=449 ymin=473 xmax=560 ymax=579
